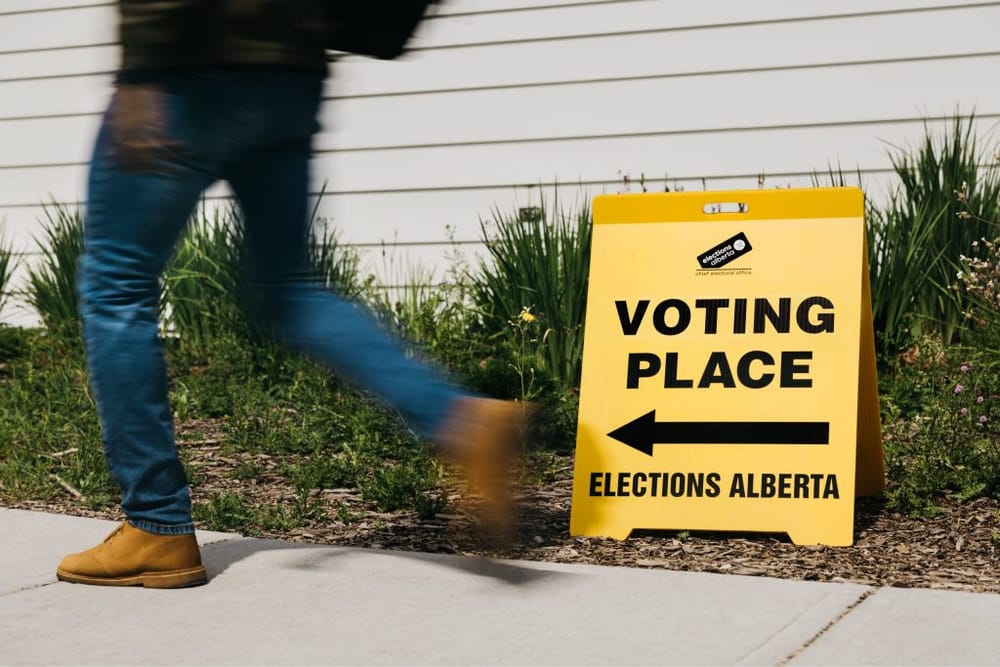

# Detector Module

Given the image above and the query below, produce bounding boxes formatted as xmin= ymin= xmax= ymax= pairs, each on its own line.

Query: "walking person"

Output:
xmin=57 ymin=0 xmax=528 ymax=588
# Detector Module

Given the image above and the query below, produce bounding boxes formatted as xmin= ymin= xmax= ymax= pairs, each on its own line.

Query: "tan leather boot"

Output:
xmin=57 ymin=522 xmax=207 ymax=588
xmin=436 ymin=397 xmax=531 ymax=542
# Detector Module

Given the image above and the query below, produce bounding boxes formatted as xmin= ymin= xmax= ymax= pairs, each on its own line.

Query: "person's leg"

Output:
xmin=60 ymin=79 xmax=225 ymax=587
xmin=228 ymin=72 xmax=529 ymax=539
xmin=227 ymin=74 xmax=464 ymax=440
xmin=79 ymin=85 xmax=216 ymax=533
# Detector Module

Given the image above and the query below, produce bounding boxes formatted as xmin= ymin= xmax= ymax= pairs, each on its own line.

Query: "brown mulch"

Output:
xmin=8 ymin=428 xmax=1000 ymax=593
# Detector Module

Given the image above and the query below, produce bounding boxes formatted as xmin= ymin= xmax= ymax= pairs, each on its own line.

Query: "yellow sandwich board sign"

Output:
xmin=570 ymin=188 xmax=884 ymax=546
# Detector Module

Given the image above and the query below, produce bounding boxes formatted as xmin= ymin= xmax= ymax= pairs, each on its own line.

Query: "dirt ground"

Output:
xmin=10 ymin=440 xmax=1000 ymax=594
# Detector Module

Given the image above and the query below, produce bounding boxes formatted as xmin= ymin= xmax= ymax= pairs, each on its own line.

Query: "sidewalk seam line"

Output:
xmin=777 ymin=587 xmax=875 ymax=666
xmin=0 ymin=579 xmax=62 ymax=598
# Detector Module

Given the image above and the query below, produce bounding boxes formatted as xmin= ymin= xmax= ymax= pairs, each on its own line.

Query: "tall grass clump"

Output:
xmin=24 ymin=203 xmax=84 ymax=336
xmin=306 ymin=187 xmax=364 ymax=301
xmin=868 ymin=116 xmax=1000 ymax=352
xmin=308 ymin=218 xmax=363 ymax=301
xmin=470 ymin=198 xmax=592 ymax=390
xmin=0 ymin=230 xmax=16 ymax=320
xmin=163 ymin=203 xmax=364 ymax=348
xmin=162 ymin=206 xmax=250 ymax=346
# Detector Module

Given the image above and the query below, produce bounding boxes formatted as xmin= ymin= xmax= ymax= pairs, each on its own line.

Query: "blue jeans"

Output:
xmin=80 ymin=68 xmax=465 ymax=535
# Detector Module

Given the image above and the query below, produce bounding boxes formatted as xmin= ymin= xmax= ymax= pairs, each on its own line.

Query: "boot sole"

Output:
xmin=56 ymin=565 xmax=208 ymax=589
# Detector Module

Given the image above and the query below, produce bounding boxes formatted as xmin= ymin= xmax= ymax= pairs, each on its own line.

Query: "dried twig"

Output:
xmin=49 ymin=474 xmax=85 ymax=500
xmin=44 ymin=448 xmax=78 ymax=459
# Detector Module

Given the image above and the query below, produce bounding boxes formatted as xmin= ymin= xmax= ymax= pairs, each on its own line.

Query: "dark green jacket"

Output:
xmin=119 ymin=0 xmax=328 ymax=76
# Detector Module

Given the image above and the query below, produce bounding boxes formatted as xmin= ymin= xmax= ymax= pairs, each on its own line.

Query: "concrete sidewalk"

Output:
xmin=1 ymin=508 xmax=998 ymax=666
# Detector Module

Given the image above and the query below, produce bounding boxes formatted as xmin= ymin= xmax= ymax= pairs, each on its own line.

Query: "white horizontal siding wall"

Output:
xmin=1 ymin=0 xmax=999 ymax=325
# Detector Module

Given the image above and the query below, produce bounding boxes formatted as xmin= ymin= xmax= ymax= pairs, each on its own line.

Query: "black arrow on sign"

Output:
xmin=607 ymin=410 xmax=830 ymax=456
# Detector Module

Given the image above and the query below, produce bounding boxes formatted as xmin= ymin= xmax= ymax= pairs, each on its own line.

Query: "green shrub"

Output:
xmin=23 ymin=203 xmax=84 ymax=336
xmin=362 ymin=260 xmax=474 ymax=368
xmin=881 ymin=337 xmax=1000 ymax=512
xmin=470 ymin=197 xmax=591 ymax=389
xmin=868 ymin=116 xmax=1000 ymax=352
xmin=527 ymin=388 xmax=580 ymax=453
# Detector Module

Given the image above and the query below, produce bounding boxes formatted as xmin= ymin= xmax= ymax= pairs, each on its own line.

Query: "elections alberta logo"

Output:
xmin=697 ymin=231 xmax=752 ymax=270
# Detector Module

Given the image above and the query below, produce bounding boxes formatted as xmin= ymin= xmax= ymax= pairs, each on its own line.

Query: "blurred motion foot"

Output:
xmin=437 ymin=397 xmax=532 ymax=543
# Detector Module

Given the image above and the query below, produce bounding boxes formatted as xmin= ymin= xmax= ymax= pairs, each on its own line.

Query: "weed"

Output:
xmin=264 ymin=500 xmax=325 ymax=532
xmin=232 ymin=460 xmax=263 ymax=481
xmin=359 ymin=458 xmax=444 ymax=518
xmin=183 ymin=462 xmax=207 ymax=487
xmin=192 ymin=491 xmax=255 ymax=532
xmin=508 ymin=306 xmax=549 ymax=403
xmin=335 ymin=502 xmax=363 ymax=524
xmin=281 ymin=455 xmax=356 ymax=493
xmin=520 ymin=450 xmax=570 ymax=486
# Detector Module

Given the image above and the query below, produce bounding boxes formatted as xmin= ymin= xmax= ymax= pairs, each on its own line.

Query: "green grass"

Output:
xmin=192 ymin=491 xmax=328 ymax=534
xmin=0 ymin=201 xmax=454 ymax=525
xmin=0 ymin=326 xmax=444 ymax=520
xmin=175 ymin=336 xmax=445 ymax=519
xmin=0 ymin=328 xmax=113 ymax=507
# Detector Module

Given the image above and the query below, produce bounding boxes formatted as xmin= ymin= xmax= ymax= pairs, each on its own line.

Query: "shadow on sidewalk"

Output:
xmin=201 ymin=537 xmax=571 ymax=587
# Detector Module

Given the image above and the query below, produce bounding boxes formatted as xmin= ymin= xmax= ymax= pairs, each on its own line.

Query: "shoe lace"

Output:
xmin=103 ymin=523 xmax=126 ymax=544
